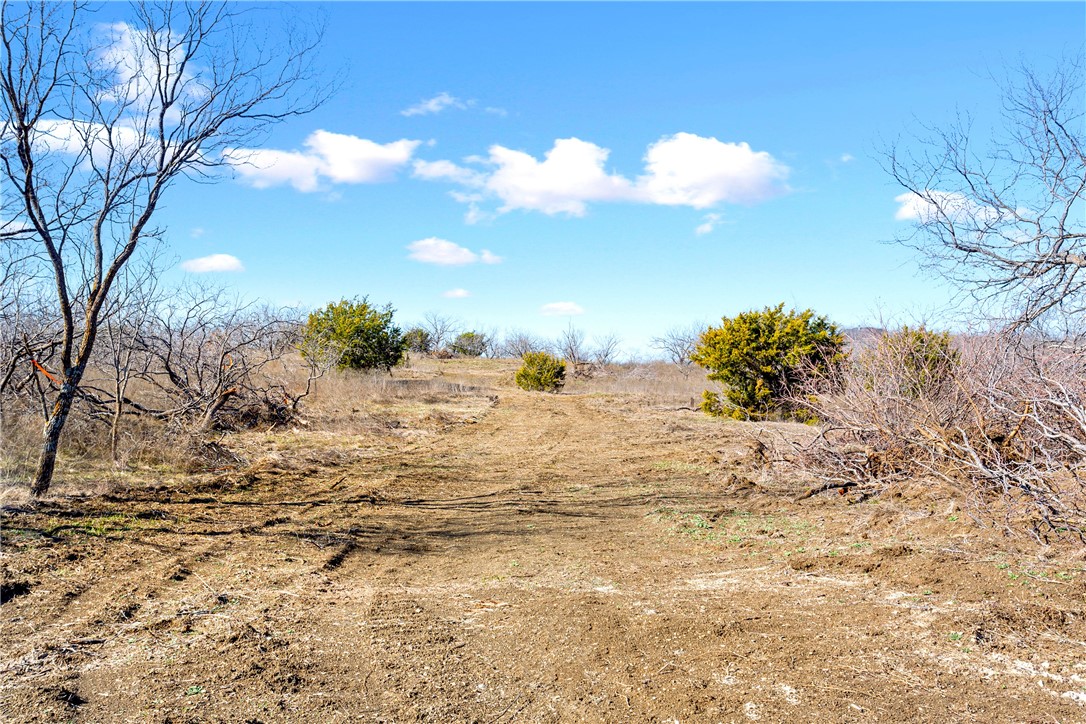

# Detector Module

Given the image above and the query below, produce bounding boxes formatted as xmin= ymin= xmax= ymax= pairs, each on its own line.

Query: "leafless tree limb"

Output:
xmin=887 ymin=57 xmax=1085 ymax=330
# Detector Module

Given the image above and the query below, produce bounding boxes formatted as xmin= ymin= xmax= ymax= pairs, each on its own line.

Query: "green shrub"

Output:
xmin=691 ymin=303 xmax=846 ymax=420
xmin=450 ymin=331 xmax=489 ymax=357
xmin=872 ymin=326 xmax=959 ymax=398
xmin=515 ymin=351 xmax=566 ymax=392
xmin=303 ymin=297 xmax=406 ymax=372
xmin=403 ymin=327 xmax=434 ymax=355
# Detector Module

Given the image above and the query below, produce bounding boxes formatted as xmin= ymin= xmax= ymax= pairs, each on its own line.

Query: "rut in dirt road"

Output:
xmin=3 ymin=386 xmax=1085 ymax=723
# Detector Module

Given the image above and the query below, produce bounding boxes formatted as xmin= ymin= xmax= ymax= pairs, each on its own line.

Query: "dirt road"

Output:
xmin=3 ymin=380 xmax=1085 ymax=722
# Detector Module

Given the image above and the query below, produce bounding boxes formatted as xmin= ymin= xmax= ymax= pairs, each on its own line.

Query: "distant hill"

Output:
xmin=841 ymin=327 xmax=887 ymax=348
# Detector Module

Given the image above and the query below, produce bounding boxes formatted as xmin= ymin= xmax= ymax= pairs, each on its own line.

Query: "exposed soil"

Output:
xmin=3 ymin=367 xmax=1086 ymax=723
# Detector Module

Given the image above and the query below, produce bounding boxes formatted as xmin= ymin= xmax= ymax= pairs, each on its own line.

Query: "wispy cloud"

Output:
xmin=540 ymin=301 xmax=584 ymax=317
xmin=406 ymin=237 xmax=502 ymax=266
xmin=225 ymin=131 xmax=420 ymax=192
xmin=893 ymin=190 xmax=995 ymax=224
xmin=695 ymin=213 xmax=722 ymax=236
xmin=95 ymin=22 xmax=206 ymax=124
xmin=181 ymin=253 xmax=244 ymax=273
xmin=840 ymin=153 xmax=855 ymax=163
xmin=442 ymin=288 xmax=472 ymax=299
xmin=401 ymin=92 xmax=468 ymax=117
xmin=414 ymin=133 xmax=790 ymax=219
xmin=190 ymin=227 xmax=206 ymax=239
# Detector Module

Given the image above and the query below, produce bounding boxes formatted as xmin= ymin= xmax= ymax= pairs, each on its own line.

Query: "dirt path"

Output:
xmin=3 ymin=383 xmax=1086 ymax=722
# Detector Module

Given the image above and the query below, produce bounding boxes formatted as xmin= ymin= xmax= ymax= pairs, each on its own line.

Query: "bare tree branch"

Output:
xmin=887 ymin=57 xmax=1085 ymax=330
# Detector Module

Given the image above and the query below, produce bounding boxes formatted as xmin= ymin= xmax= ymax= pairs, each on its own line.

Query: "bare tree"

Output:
xmin=0 ymin=2 xmax=327 ymax=495
xmin=95 ymin=251 xmax=163 ymax=462
xmin=557 ymin=323 xmax=587 ymax=368
xmin=650 ymin=322 xmax=706 ymax=371
xmin=0 ymin=251 xmax=61 ymax=428
xmin=421 ymin=312 xmax=459 ymax=354
xmin=555 ymin=324 xmax=623 ymax=378
xmin=591 ymin=333 xmax=622 ymax=367
xmin=887 ymin=58 xmax=1084 ymax=329
xmin=496 ymin=329 xmax=550 ymax=359
xmin=134 ymin=285 xmax=298 ymax=432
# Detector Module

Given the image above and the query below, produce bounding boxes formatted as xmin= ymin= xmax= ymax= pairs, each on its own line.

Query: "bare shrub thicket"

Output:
xmin=495 ymin=330 xmax=552 ymax=359
xmin=794 ymin=330 xmax=1086 ymax=539
xmin=0 ymin=283 xmax=329 ymax=479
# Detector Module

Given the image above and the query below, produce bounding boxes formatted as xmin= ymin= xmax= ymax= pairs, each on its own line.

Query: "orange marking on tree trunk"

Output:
xmin=31 ymin=359 xmax=59 ymax=384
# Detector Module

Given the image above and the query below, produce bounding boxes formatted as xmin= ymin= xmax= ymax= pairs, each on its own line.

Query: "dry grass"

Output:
xmin=0 ymin=357 xmax=508 ymax=495
xmin=563 ymin=361 xmax=714 ymax=408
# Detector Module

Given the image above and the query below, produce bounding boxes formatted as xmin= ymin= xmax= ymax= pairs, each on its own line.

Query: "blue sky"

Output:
xmin=150 ymin=2 xmax=1084 ymax=355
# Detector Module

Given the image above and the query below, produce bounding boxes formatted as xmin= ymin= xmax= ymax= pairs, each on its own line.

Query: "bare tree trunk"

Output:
xmin=200 ymin=388 xmax=238 ymax=432
xmin=110 ymin=382 xmax=122 ymax=463
xmin=31 ymin=372 xmax=82 ymax=496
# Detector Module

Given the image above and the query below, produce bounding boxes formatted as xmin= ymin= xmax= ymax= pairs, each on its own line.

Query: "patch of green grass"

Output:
xmin=649 ymin=508 xmax=817 ymax=548
xmin=45 ymin=512 xmax=145 ymax=538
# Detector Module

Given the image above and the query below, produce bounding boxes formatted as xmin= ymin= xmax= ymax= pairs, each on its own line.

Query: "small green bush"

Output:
xmin=515 ymin=352 xmax=566 ymax=392
xmin=403 ymin=327 xmax=435 ymax=355
xmin=691 ymin=303 xmax=846 ymax=420
xmin=303 ymin=297 xmax=406 ymax=372
xmin=871 ymin=326 xmax=959 ymax=398
xmin=450 ymin=331 xmax=489 ymax=357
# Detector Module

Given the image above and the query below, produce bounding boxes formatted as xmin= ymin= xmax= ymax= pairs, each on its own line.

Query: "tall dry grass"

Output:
xmin=563 ymin=361 xmax=714 ymax=408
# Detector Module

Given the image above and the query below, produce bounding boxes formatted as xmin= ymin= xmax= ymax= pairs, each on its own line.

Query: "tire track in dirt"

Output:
xmin=4 ymin=383 xmax=1086 ymax=721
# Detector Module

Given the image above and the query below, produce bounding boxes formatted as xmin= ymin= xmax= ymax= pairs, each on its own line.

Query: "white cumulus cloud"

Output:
xmin=487 ymin=138 xmax=634 ymax=215
xmin=442 ymin=288 xmax=472 ymax=299
xmin=401 ymin=92 xmax=468 ymax=117
xmin=181 ymin=254 xmax=244 ymax=273
xmin=637 ymin=133 xmax=790 ymax=208
xmin=415 ymin=133 xmax=789 ymax=218
xmin=540 ymin=301 xmax=584 ymax=317
xmin=226 ymin=131 xmax=420 ymax=192
xmin=406 ymin=237 xmax=502 ymax=266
